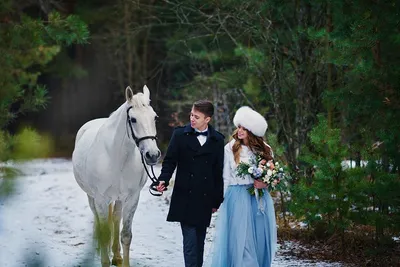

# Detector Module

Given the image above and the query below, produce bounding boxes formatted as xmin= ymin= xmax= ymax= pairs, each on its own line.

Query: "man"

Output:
xmin=157 ymin=100 xmax=224 ymax=267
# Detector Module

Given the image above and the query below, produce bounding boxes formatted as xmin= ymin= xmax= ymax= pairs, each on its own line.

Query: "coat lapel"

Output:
xmin=183 ymin=124 xmax=201 ymax=152
xmin=196 ymin=125 xmax=218 ymax=156
xmin=197 ymin=141 xmax=213 ymax=155
xmin=183 ymin=124 xmax=219 ymax=155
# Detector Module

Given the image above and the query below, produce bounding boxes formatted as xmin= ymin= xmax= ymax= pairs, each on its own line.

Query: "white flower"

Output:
xmin=279 ymin=167 xmax=283 ymax=172
xmin=266 ymin=162 xmax=271 ymax=167
xmin=272 ymin=170 xmax=277 ymax=175
xmin=275 ymin=162 xmax=279 ymax=167
xmin=267 ymin=169 xmax=273 ymax=176
xmin=248 ymin=167 xmax=254 ymax=174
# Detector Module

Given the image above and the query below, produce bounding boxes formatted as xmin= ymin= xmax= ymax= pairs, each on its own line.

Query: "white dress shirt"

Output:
xmin=195 ymin=127 xmax=208 ymax=146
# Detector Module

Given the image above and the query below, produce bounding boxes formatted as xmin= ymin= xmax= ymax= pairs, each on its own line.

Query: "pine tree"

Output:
xmin=0 ymin=0 xmax=89 ymax=196
xmin=290 ymin=0 xmax=400 ymax=252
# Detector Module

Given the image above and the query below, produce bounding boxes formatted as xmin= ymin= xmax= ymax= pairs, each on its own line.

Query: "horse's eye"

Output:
xmin=130 ymin=117 xmax=137 ymax=123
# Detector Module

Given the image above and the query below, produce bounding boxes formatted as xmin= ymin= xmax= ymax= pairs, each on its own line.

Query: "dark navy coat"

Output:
xmin=158 ymin=124 xmax=224 ymax=227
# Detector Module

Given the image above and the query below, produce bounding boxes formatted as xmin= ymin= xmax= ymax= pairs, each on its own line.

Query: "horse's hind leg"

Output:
xmin=108 ymin=203 xmax=114 ymax=252
xmin=111 ymin=200 xmax=123 ymax=266
xmin=91 ymin=197 xmax=112 ymax=267
xmin=121 ymin=193 xmax=140 ymax=267
xmin=87 ymin=195 xmax=98 ymax=248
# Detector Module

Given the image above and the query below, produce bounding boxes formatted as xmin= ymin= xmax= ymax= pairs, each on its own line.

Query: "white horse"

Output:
xmin=72 ymin=85 xmax=161 ymax=267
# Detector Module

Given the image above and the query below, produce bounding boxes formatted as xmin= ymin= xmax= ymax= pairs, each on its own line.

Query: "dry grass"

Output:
xmin=272 ymin=192 xmax=400 ymax=267
xmin=276 ymin=220 xmax=400 ymax=266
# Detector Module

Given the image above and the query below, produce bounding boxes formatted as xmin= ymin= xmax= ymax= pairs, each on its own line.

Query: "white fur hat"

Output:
xmin=233 ymin=106 xmax=268 ymax=137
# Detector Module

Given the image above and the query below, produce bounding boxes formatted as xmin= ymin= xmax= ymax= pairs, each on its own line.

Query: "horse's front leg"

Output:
xmin=112 ymin=200 xmax=123 ymax=266
xmin=94 ymin=199 xmax=112 ymax=267
xmin=121 ymin=193 xmax=141 ymax=267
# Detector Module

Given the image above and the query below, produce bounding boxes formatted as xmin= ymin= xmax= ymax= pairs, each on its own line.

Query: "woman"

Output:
xmin=210 ymin=106 xmax=277 ymax=267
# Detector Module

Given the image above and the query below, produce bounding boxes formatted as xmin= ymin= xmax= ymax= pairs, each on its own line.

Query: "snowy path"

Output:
xmin=0 ymin=159 xmax=342 ymax=267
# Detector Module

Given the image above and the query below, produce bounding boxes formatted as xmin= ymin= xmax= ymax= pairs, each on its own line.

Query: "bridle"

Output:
xmin=126 ymin=106 xmax=163 ymax=196
xmin=126 ymin=106 xmax=158 ymax=147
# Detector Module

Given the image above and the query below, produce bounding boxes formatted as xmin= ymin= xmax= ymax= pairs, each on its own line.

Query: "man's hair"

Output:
xmin=192 ymin=100 xmax=214 ymax=118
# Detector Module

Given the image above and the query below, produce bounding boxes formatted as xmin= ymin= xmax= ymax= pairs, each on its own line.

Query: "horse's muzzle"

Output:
xmin=145 ymin=150 xmax=161 ymax=165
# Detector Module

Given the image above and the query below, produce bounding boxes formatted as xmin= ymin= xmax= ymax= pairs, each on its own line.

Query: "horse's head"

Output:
xmin=125 ymin=85 xmax=161 ymax=165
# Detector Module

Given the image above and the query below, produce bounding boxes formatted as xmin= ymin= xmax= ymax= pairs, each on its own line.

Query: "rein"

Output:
xmin=126 ymin=106 xmax=163 ymax=197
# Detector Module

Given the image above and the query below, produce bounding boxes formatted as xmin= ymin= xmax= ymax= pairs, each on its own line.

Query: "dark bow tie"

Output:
xmin=194 ymin=131 xmax=208 ymax=136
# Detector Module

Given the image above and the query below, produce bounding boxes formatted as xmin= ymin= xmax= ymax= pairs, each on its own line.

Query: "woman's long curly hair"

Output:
xmin=231 ymin=127 xmax=273 ymax=164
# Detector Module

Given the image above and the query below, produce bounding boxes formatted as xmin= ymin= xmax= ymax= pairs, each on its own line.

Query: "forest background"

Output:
xmin=1 ymin=0 xmax=399 ymax=266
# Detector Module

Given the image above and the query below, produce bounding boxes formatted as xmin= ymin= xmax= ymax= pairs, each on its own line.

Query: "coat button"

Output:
xmin=189 ymin=190 xmax=192 ymax=193
xmin=190 ymin=174 xmax=194 ymax=177
xmin=204 ymin=193 xmax=207 ymax=196
xmin=204 ymin=177 xmax=207 ymax=180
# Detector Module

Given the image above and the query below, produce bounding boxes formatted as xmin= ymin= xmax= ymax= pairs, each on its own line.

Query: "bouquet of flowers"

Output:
xmin=236 ymin=154 xmax=285 ymax=196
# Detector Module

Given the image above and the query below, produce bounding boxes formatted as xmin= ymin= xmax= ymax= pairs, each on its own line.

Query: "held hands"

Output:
xmin=254 ymin=179 xmax=267 ymax=189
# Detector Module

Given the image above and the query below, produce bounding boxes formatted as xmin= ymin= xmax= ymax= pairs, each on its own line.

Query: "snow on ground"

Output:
xmin=0 ymin=159 xmax=343 ymax=267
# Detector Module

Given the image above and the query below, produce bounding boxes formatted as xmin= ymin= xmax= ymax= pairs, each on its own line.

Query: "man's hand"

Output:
xmin=254 ymin=179 xmax=267 ymax=189
xmin=156 ymin=181 xmax=166 ymax=192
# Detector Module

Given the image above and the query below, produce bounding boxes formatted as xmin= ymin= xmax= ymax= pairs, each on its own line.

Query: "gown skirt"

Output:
xmin=210 ymin=184 xmax=277 ymax=267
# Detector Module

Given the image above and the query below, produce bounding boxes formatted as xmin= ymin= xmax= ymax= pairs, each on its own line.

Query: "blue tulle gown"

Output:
xmin=210 ymin=184 xmax=277 ymax=267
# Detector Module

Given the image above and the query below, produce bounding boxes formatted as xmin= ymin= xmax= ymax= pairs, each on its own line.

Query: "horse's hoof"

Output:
xmin=111 ymin=257 xmax=123 ymax=266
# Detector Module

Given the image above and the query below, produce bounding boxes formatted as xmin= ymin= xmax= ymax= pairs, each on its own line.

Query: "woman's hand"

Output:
xmin=254 ymin=179 xmax=267 ymax=189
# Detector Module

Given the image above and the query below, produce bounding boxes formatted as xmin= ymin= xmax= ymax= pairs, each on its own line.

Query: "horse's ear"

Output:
xmin=143 ymin=85 xmax=150 ymax=100
xmin=125 ymin=86 xmax=134 ymax=102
